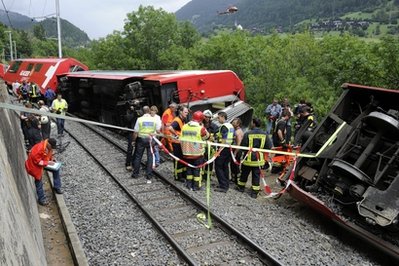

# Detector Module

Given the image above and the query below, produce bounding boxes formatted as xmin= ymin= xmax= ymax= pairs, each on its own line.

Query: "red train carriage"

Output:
xmin=3 ymin=58 xmax=88 ymax=95
xmin=58 ymin=70 xmax=253 ymax=127
xmin=282 ymin=83 xmax=399 ymax=260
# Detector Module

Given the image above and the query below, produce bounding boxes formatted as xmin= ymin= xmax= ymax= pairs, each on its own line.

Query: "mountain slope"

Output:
xmin=176 ymin=0 xmax=392 ymax=33
xmin=0 ymin=9 xmax=90 ymax=46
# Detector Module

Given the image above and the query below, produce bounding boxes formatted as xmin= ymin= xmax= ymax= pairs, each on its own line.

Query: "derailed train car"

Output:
xmin=57 ymin=70 xmax=253 ymax=126
xmin=284 ymin=83 xmax=399 ymax=260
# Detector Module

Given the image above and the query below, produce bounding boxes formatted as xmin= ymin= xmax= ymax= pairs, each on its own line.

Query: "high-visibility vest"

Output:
xmin=138 ymin=116 xmax=156 ymax=138
xmin=52 ymin=99 xmax=68 ymax=114
xmin=171 ymin=116 xmax=184 ymax=143
xmin=162 ymin=108 xmax=175 ymax=135
xmin=217 ymin=123 xmax=234 ymax=144
xmin=243 ymin=133 xmax=267 ymax=167
xmin=180 ymin=122 xmax=204 ymax=156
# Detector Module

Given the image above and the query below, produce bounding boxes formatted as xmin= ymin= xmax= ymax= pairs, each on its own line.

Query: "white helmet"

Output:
xmin=203 ymin=109 xmax=213 ymax=118
xmin=40 ymin=116 xmax=49 ymax=124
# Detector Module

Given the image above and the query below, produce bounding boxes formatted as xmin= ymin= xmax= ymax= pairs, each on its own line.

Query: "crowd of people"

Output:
xmin=14 ymin=84 xmax=69 ymax=206
xmin=125 ymin=97 xmax=317 ymax=199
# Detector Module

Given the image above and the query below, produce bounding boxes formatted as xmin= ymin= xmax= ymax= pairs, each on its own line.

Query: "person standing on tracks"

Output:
xmin=236 ymin=118 xmax=272 ymax=199
xmin=131 ymin=106 xmax=161 ymax=183
xmin=125 ymin=100 xmax=142 ymax=171
xmin=38 ymin=100 xmax=51 ymax=139
xmin=161 ymin=102 xmax=177 ymax=152
xmin=150 ymin=105 xmax=162 ymax=167
xmin=230 ymin=117 xmax=244 ymax=184
xmin=180 ymin=111 xmax=209 ymax=191
xmin=28 ymin=82 xmax=41 ymax=104
xmin=201 ymin=109 xmax=218 ymax=181
xmin=25 ymin=138 xmax=63 ymax=206
xmin=51 ymin=93 xmax=68 ymax=137
xmin=214 ymin=111 xmax=235 ymax=193
xmin=168 ymin=105 xmax=189 ymax=182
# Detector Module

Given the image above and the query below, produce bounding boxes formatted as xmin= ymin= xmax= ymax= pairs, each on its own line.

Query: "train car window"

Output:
xmin=34 ymin=64 xmax=43 ymax=72
xmin=69 ymin=65 xmax=85 ymax=72
xmin=8 ymin=61 xmax=22 ymax=73
xmin=26 ymin=63 xmax=34 ymax=71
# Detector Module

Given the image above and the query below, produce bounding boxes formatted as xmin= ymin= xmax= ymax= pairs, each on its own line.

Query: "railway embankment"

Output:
xmin=0 ymin=80 xmax=47 ymax=266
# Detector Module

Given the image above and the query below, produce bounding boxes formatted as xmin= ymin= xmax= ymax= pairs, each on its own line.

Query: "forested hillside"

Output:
xmin=176 ymin=0 xmax=398 ymax=33
xmin=0 ymin=9 xmax=90 ymax=47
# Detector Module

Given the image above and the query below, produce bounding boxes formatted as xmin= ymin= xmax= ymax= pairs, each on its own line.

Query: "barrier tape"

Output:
xmin=0 ymin=102 xmax=347 ymax=228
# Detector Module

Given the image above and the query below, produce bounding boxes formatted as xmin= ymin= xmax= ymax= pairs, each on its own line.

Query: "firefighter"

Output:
xmin=180 ymin=111 xmax=209 ymax=191
xmin=168 ymin=105 xmax=189 ymax=182
xmin=161 ymin=102 xmax=177 ymax=152
xmin=237 ymin=117 xmax=272 ymax=198
xmin=201 ymin=109 xmax=218 ymax=180
xmin=131 ymin=106 xmax=161 ymax=183
xmin=214 ymin=111 xmax=235 ymax=193
xmin=28 ymin=82 xmax=40 ymax=103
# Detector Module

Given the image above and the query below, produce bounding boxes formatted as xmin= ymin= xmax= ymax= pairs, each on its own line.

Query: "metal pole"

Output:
xmin=13 ymin=41 xmax=16 ymax=59
xmin=56 ymin=0 xmax=62 ymax=58
xmin=5 ymin=31 xmax=13 ymax=61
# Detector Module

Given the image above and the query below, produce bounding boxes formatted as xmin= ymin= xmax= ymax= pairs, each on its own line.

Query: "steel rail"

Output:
xmin=76 ymin=121 xmax=281 ymax=265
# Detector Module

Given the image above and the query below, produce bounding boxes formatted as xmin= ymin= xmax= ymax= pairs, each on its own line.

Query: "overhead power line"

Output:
xmin=1 ymin=0 xmax=14 ymax=28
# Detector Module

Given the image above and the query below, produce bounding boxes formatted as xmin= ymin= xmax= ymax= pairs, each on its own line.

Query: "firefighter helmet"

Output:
xmin=192 ymin=111 xmax=204 ymax=122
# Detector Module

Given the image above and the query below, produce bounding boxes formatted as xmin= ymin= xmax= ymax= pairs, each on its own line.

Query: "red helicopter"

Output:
xmin=217 ymin=6 xmax=238 ymax=15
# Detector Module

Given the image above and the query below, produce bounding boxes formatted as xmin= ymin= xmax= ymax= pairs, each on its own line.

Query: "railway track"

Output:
xmin=65 ymin=120 xmax=281 ymax=265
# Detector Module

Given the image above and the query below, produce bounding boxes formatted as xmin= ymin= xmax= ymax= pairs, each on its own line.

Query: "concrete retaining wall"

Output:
xmin=0 ymin=81 xmax=47 ymax=266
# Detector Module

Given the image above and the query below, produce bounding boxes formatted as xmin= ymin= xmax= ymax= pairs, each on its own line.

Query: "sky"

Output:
xmin=4 ymin=0 xmax=191 ymax=39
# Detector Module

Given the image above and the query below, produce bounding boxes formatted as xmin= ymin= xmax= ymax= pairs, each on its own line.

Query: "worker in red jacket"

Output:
xmin=25 ymin=138 xmax=62 ymax=206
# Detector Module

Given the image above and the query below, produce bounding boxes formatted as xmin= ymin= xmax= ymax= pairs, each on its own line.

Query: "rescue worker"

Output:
xmin=180 ymin=111 xmax=209 ymax=191
xmin=29 ymin=82 xmax=40 ymax=103
xmin=214 ymin=111 xmax=235 ymax=193
xmin=51 ymin=93 xmax=68 ymax=136
xmin=168 ymin=105 xmax=189 ymax=182
xmin=272 ymin=110 xmax=291 ymax=148
xmin=131 ymin=106 xmax=161 ymax=183
xmin=161 ymin=102 xmax=177 ymax=152
xmin=20 ymin=102 xmax=33 ymax=147
xmin=237 ymin=117 xmax=272 ymax=199
xmin=202 ymin=109 xmax=218 ymax=180
xmin=38 ymin=100 xmax=51 ymax=139
xmin=125 ymin=100 xmax=141 ymax=171
xmin=294 ymin=106 xmax=316 ymax=146
xmin=25 ymin=138 xmax=62 ymax=206
xmin=20 ymin=80 xmax=29 ymax=102
xmin=230 ymin=117 xmax=244 ymax=184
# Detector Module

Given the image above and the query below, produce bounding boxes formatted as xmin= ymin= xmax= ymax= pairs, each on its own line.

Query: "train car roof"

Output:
xmin=12 ymin=58 xmax=81 ymax=63
xmin=343 ymin=83 xmax=399 ymax=94
xmin=62 ymin=70 xmax=242 ymax=84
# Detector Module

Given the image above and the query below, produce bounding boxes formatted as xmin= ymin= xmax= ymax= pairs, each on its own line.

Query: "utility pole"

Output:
xmin=5 ymin=31 xmax=13 ymax=61
xmin=55 ymin=0 xmax=62 ymax=58
xmin=13 ymin=41 xmax=16 ymax=59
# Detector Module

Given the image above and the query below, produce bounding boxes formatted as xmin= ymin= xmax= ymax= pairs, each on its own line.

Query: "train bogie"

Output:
xmin=285 ymin=83 xmax=399 ymax=259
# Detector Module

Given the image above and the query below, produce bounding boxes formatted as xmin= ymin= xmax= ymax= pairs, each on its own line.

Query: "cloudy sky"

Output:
xmin=4 ymin=0 xmax=191 ymax=39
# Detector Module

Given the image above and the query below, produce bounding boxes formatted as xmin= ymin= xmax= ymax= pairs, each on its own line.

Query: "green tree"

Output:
xmin=33 ymin=24 xmax=46 ymax=40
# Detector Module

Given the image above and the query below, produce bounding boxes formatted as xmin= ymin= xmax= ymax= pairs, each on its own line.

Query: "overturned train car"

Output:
xmin=57 ymin=70 xmax=252 ymax=127
xmin=286 ymin=83 xmax=399 ymax=260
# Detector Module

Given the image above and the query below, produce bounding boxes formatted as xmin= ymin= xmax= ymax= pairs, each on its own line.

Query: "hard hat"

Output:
xmin=203 ymin=109 xmax=212 ymax=118
xmin=192 ymin=111 xmax=204 ymax=122
xmin=40 ymin=116 xmax=49 ymax=124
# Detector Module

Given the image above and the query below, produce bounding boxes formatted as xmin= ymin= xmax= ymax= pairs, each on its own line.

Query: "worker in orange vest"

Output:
xmin=168 ymin=105 xmax=189 ymax=182
xmin=161 ymin=102 xmax=177 ymax=151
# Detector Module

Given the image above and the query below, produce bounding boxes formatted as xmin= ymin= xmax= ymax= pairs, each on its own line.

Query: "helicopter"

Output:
xmin=217 ymin=6 xmax=238 ymax=15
